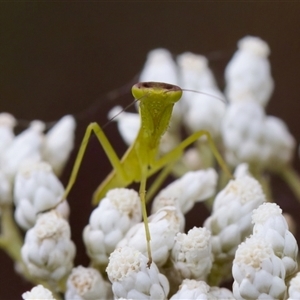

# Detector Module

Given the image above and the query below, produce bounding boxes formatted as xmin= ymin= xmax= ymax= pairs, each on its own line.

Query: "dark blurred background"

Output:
xmin=1 ymin=2 xmax=300 ymax=298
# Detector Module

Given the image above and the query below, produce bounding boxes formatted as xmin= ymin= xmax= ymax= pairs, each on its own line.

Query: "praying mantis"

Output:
xmin=61 ymin=81 xmax=232 ymax=266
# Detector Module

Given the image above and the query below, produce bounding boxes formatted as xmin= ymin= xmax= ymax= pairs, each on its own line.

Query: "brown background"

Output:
xmin=1 ymin=2 xmax=300 ymax=298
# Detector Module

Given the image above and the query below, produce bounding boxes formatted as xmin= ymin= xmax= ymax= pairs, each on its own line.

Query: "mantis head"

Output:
xmin=131 ymin=82 xmax=183 ymax=104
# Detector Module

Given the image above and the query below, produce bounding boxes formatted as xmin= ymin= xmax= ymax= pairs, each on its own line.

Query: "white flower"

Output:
xmin=65 ymin=266 xmax=113 ymax=300
xmin=171 ymin=227 xmax=213 ymax=280
xmin=118 ymin=206 xmax=181 ymax=267
xmin=234 ymin=163 xmax=251 ymax=178
xmin=170 ymin=279 xmax=210 ymax=299
xmin=42 ymin=115 xmax=76 ymax=176
xmin=22 ymin=285 xmax=55 ymax=299
xmin=107 ymin=106 xmax=140 ymax=146
xmin=83 ymin=188 xmax=141 ymax=267
xmin=209 ymin=286 xmax=235 ymax=299
xmin=232 ymin=236 xmax=286 ymax=300
xmin=252 ymin=202 xmax=298 ymax=278
xmin=170 ymin=279 xmax=234 ymax=299
xmin=14 ymin=161 xmax=69 ymax=230
xmin=139 ymin=48 xmax=178 ymax=85
xmin=21 ymin=211 xmax=76 ymax=283
xmin=0 ymin=120 xmax=44 ymax=181
xmin=177 ymin=52 xmax=218 ymax=91
xmin=288 ymin=272 xmax=300 ymax=300
xmin=153 ymin=169 xmax=218 ymax=215
xmin=204 ymin=175 xmax=266 ymax=284
xmin=0 ymin=170 xmax=13 ymax=206
xmin=0 ymin=112 xmax=16 ymax=159
xmin=225 ymin=35 xmax=274 ymax=107
xmin=177 ymin=52 xmax=226 ymax=138
xmin=106 ymin=246 xmax=169 ymax=299
xmin=222 ymin=100 xmax=295 ymax=169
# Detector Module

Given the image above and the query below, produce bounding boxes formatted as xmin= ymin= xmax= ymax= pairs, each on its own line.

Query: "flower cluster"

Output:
xmin=0 ymin=36 xmax=299 ymax=300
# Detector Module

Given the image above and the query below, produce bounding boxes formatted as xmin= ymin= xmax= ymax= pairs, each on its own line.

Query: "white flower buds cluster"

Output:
xmin=0 ymin=120 xmax=45 ymax=182
xmin=139 ymin=48 xmax=178 ymax=85
xmin=152 ymin=169 xmax=218 ymax=215
xmin=0 ymin=115 xmax=75 ymax=183
xmin=171 ymin=227 xmax=213 ymax=281
xmin=225 ymin=35 xmax=274 ymax=107
xmin=252 ymin=202 xmax=298 ymax=278
xmin=118 ymin=206 xmax=182 ymax=267
xmin=222 ymin=100 xmax=295 ymax=169
xmin=0 ymin=113 xmax=16 ymax=206
xmin=42 ymin=115 xmax=76 ymax=176
xmin=170 ymin=279 xmax=234 ymax=299
xmin=177 ymin=52 xmax=218 ymax=91
xmin=65 ymin=266 xmax=112 ymax=300
xmin=0 ymin=113 xmax=16 ymax=158
xmin=177 ymin=52 xmax=226 ymax=138
xmin=22 ymin=285 xmax=55 ymax=300
xmin=204 ymin=175 xmax=266 ymax=284
xmin=106 ymin=246 xmax=169 ymax=299
xmin=232 ymin=236 xmax=287 ymax=299
xmin=83 ymin=188 xmax=141 ymax=268
xmin=288 ymin=272 xmax=300 ymax=300
xmin=21 ymin=211 xmax=76 ymax=283
xmin=14 ymin=161 xmax=69 ymax=230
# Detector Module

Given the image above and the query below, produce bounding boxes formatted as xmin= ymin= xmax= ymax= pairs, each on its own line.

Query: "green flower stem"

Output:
xmin=0 ymin=205 xmax=23 ymax=262
xmin=279 ymin=165 xmax=300 ymax=201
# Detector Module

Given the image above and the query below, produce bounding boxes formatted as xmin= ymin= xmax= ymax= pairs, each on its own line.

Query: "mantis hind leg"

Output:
xmin=150 ymin=130 xmax=233 ymax=180
xmin=62 ymin=122 xmax=128 ymax=202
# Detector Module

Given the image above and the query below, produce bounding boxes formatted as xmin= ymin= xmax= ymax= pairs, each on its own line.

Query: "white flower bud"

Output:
xmin=170 ymin=279 xmax=210 ymax=299
xmin=209 ymin=286 xmax=235 ymax=299
xmin=177 ymin=52 xmax=226 ymax=138
xmin=171 ymin=227 xmax=213 ymax=280
xmin=182 ymin=88 xmax=226 ymax=138
xmin=65 ymin=266 xmax=113 ymax=300
xmin=118 ymin=207 xmax=181 ymax=267
xmin=234 ymin=163 xmax=251 ymax=178
xmin=177 ymin=52 xmax=218 ymax=91
xmin=0 ymin=112 xmax=16 ymax=159
xmin=150 ymin=197 xmax=185 ymax=232
xmin=232 ymin=236 xmax=286 ymax=300
xmin=21 ymin=211 xmax=76 ymax=282
xmin=288 ymin=272 xmax=300 ymax=300
xmin=222 ymin=100 xmax=295 ymax=169
xmin=14 ymin=161 xmax=69 ymax=230
xmin=106 ymin=246 xmax=169 ymax=300
xmin=139 ymin=48 xmax=178 ymax=85
xmin=0 ymin=170 xmax=13 ymax=206
xmin=225 ymin=36 xmax=274 ymax=107
xmin=153 ymin=169 xmax=217 ymax=215
xmin=107 ymin=106 xmax=140 ymax=146
xmin=170 ymin=279 xmax=234 ymax=299
xmin=42 ymin=115 xmax=76 ymax=176
xmin=204 ymin=175 xmax=266 ymax=284
xmin=0 ymin=121 xmax=44 ymax=181
xmin=252 ymin=203 xmax=298 ymax=278
xmin=83 ymin=188 xmax=141 ymax=267
xmin=22 ymin=284 xmax=55 ymax=299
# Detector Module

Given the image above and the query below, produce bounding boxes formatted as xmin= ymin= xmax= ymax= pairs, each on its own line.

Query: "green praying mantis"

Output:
xmin=61 ymin=81 xmax=232 ymax=266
